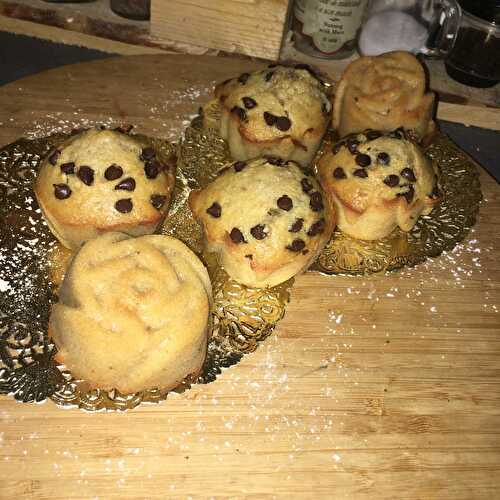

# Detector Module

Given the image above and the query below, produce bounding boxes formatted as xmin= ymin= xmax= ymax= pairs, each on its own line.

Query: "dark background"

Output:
xmin=0 ymin=31 xmax=498 ymax=182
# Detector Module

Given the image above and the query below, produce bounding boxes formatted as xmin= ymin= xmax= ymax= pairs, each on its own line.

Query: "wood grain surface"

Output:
xmin=0 ymin=54 xmax=499 ymax=500
xmin=151 ymin=0 xmax=289 ymax=60
xmin=0 ymin=0 xmax=219 ymax=56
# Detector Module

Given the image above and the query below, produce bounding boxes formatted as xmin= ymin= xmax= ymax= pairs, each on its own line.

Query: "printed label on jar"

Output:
xmin=301 ymin=0 xmax=367 ymax=54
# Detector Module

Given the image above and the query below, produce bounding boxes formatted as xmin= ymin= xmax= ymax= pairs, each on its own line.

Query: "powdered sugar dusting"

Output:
xmin=22 ymin=81 xmax=216 ymax=143
xmin=0 ymin=228 xmax=496 ymax=492
xmin=1 ymin=75 xmax=497 ymax=495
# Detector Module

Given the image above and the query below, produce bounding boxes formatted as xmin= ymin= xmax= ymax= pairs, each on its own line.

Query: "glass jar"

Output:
xmin=292 ymin=0 xmax=369 ymax=59
xmin=444 ymin=0 xmax=500 ymax=87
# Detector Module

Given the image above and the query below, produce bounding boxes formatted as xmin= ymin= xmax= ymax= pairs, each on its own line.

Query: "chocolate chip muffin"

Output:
xmin=49 ymin=232 xmax=212 ymax=394
xmin=35 ymin=128 xmax=175 ymax=250
xmin=189 ymin=157 xmax=335 ymax=288
xmin=333 ymin=51 xmax=435 ymax=141
xmin=214 ymin=64 xmax=332 ymax=167
xmin=317 ymin=130 xmax=440 ymax=241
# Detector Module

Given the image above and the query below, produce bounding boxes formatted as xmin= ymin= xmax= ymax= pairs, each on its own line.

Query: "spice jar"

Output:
xmin=292 ymin=0 xmax=369 ymax=59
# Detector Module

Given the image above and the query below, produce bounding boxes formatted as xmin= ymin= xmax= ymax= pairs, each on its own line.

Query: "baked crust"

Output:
xmin=34 ymin=128 xmax=175 ymax=250
xmin=333 ymin=51 xmax=435 ymax=140
xmin=317 ymin=130 xmax=440 ymax=240
xmin=214 ymin=65 xmax=331 ymax=167
xmin=49 ymin=232 xmax=212 ymax=394
xmin=189 ymin=157 xmax=336 ymax=288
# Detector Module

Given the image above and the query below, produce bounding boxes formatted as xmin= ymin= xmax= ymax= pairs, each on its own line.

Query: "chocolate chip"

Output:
xmin=366 ymin=130 xmax=382 ymax=140
xmin=294 ymin=63 xmax=317 ymax=79
xmin=286 ymin=239 xmax=306 ymax=252
xmin=377 ymin=152 xmax=391 ymax=165
xmin=430 ymin=185 xmax=440 ymax=199
xmin=151 ymin=194 xmax=167 ymax=210
xmin=115 ymin=198 xmax=133 ymax=213
xmin=353 ymin=169 xmax=368 ymax=178
xmin=307 ymin=218 xmax=326 ymax=236
xmin=60 ymin=162 xmax=75 ymax=175
xmin=390 ymin=127 xmax=406 ymax=139
xmin=238 ymin=73 xmax=250 ymax=84
xmin=400 ymin=168 xmax=416 ymax=182
xmin=265 ymin=71 xmax=274 ymax=82
xmin=115 ymin=177 xmax=136 ymax=191
xmin=264 ymin=111 xmax=277 ymax=126
xmin=251 ymin=224 xmax=267 ymax=240
xmin=140 ymin=147 xmax=155 ymax=161
xmin=245 ymin=254 xmax=253 ymax=260
xmin=276 ymin=116 xmax=292 ymax=131
xmin=295 ymin=63 xmax=312 ymax=71
xmin=53 ymin=183 xmax=71 ymax=199
xmin=277 ymin=195 xmax=293 ymax=211
xmin=333 ymin=167 xmax=346 ymax=179
xmin=144 ymin=160 xmax=160 ymax=179
xmin=347 ymin=139 xmax=359 ymax=154
xmin=114 ymin=124 xmax=133 ymax=134
xmin=77 ymin=166 xmax=94 ymax=186
xmin=231 ymin=106 xmax=247 ymax=121
xmin=48 ymin=150 xmax=61 ymax=166
xmin=206 ymin=202 xmax=222 ymax=218
xmin=310 ymin=191 xmax=323 ymax=212
xmin=105 ymin=164 xmax=123 ymax=180
xmin=355 ymin=153 xmax=371 ymax=167
xmin=242 ymin=97 xmax=257 ymax=109
xmin=289 ymin=218 xmax=304 ymax=233
xmin=400 ymin=185 xmax=415 ymax=204
xmin=230 ymin=227 xmax=245 ymax=244
xmin=383 ymin=174 xmax=400 ymax=187
xmin=332 ymin=142 xmax=344 ymax=154
xmin=233 ymin=161 xmax=247 ymax=172
xmin=265 ymin=156 xmax=284 ymax=166
xmin=300 ymin=166 xmax=314 ymax=177
xmin=301 ymin=178 xmax=313 ymax=193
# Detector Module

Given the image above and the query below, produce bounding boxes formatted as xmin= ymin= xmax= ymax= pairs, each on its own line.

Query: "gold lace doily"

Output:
xmin=0 ymin=114 xmax=482 ymax=410
xmin=199 ymin=102 xmax=482 ymax=274
xmin=0 ymin=131 xmax=292 ymax=411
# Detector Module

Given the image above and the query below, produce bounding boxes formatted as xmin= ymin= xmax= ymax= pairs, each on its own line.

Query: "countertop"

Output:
xmin=0 ymin=43 xmax=499 ymax=499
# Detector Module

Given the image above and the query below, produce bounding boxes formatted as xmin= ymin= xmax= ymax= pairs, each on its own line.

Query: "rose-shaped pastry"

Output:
xmin=333 ymin=51 xmax=435 ymax=140
xmin=49 ymin=232 xmax=212 ymax=394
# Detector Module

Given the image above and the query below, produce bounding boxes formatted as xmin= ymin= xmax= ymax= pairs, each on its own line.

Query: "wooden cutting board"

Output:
xmin=0 ymin=55 xmax=499 ymax=500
